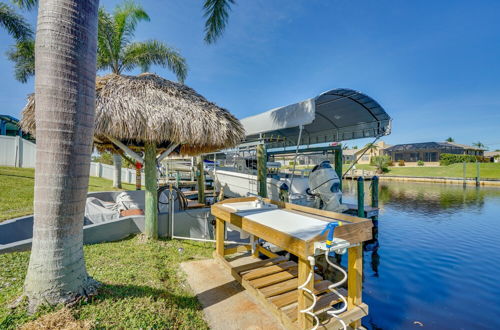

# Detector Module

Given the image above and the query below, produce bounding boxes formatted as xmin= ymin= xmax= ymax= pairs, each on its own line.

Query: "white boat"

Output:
xmin=213 ymin=167 xmax=311 ymax=204
xmin=212 ymin=88 xmax=392 ymax=208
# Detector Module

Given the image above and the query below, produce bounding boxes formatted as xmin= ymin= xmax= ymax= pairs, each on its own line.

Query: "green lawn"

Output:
xmin=0 ymin=166 xmax=136 ymax=222
xmin=0 ymin=236 xmax=212 ymax=329
xmin=344 ymin=163 xmax=500 ymax=179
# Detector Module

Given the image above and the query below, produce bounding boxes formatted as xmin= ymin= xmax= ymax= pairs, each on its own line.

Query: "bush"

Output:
xmin=388 ymin=160 xmax=394 ymax=166
xmin=417 ymin=160 xmax=424 ymax=166
xmin=439 ymin=153 xmax=487 ymax=166
xmin=372 ymin=155 xmax=391 ymax=174
xmin=398 ymin=159 xmax=405 ymax=166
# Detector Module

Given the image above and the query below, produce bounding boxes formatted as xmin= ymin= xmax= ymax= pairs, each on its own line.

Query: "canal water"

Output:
xmin=341 ymin=180 xmax=500 ymax=330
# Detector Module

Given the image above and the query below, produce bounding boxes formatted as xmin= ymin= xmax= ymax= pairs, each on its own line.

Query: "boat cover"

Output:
xmin=241 ymin=88 xmax=391 ymax=147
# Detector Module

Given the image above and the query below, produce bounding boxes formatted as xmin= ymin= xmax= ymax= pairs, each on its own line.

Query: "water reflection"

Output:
xmin=342 ymin=180 xmax=499 ymax=216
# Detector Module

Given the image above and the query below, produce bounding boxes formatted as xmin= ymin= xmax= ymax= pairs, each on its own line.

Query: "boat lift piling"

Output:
xmin=335 ymin=148 xmax=343 ymax=192
xmin=197 ymin=155 xmax=205 ymax=204
xmin=371 ymin=176 xmax=379 ymax=223
xmin=257 ymin=143 xmax=268 ymax=198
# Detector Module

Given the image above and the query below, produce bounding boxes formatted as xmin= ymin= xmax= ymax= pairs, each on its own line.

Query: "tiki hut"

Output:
xmin=21 ymin=73 xmax=245 ymax=238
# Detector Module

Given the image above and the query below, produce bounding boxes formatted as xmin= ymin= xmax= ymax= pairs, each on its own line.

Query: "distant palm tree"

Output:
xmin=363 ymin=142 xmax=379 ymax=155
xmin=473 ymin=142 xmax=485 ymax=149
xmin=446 ymin=137 xmax=454 ymax=142
xmin=0 ymin=0 xmax=33 ymax=41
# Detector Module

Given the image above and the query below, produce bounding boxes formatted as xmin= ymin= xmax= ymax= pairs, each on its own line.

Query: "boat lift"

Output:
xmin=212 ymin=88 xmax=391 ymax=212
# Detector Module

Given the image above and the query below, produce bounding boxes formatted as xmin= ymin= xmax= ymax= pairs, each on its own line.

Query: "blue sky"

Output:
xmin=1 ymin=0 xmax=500 ymax=149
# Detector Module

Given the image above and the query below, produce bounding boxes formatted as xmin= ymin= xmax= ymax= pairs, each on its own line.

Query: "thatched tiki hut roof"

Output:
xmin=20 ymin=73 xmax=245 ymax=155
xmin=21 ymin=73 xmax=245 ymax=239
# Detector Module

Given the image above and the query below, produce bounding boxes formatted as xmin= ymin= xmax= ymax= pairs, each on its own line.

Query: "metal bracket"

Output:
xmin=314 ymin=238 xmax=359 ymax=255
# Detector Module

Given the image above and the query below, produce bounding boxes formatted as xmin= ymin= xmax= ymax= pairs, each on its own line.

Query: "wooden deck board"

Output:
xmin=242 ymin=261 xmax=297 ymax=281
xmin=285 ymin=289 xmax=348 ymax=322
xmin=269 ymin=280 xmax=333 ymax=309
xmin=250 ymin=267 xmax=298 ymax=289
xmin=233 ymin=256 xmax=287 ymax=274
xmin=260 ymin=272 xmax=323 ymax=298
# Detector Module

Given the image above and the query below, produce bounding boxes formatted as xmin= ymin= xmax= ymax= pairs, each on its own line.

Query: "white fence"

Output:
xmin=0 ymin=135 xmax=143 ymax=185
xmin=0 ymin=135 xmax=36 ymax=168
xmin=89 ymin=162 xmax=144 ymax=185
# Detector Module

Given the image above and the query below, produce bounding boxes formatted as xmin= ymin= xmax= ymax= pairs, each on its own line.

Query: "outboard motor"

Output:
xmin=308 ymin=160 xmax=347 ymax=212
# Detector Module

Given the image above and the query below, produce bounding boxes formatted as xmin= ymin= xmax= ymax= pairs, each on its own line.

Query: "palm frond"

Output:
xmin=112 ymin=0 xmax=149 ymax=53
xmin=6 ymin=39 xmax=34 ymax=83
xmin=122 ymin=40 xmax=188 ymax=83
xmin=11 ymin=0 xmax=37 ymax=10
xmin=0 ymin=2 xmax=33 ymax=41
xmin=203 ymin=0 xmax=234 ymax=44
xmin=97 ymin=7 xmax=117 ymax=72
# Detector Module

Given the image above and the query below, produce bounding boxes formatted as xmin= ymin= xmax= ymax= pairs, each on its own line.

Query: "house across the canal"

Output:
xmin=383 ymin=141 xmax=484 ymax=166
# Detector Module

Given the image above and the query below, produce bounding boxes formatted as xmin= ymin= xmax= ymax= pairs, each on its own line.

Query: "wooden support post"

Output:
xmin=197 ymin=155 xmax=205 ymax=204
xmin=463 ymin=161 xmax=466 ymax=186
xmin=357 ymin=177 xmax=365 ymax=218
xmin=476 ymin=161 xmax=480 ymax=186
xmin=144 ymin=142 xmax=158 ymax=239
xmin=190 ymin=157 xmax=195 ymax=181
xmin=335 ymin=148 xmax=343 ymax=192
xmin=297 ymin=257 xmax=314 ymax=329
xmin=215 ymin=217 xmax=225 ymax=257
xmin=348 ymin=245 xmax=363 ymax=329
xmin=135 ymin=162 xmax=142 ymax=190
xmin=251 ymin=235 xmax=259 ymax=258
xmin=371 ymin=176 xmax=379 ymax=222
xmin=257 ymin=143 xmax=268 ymax=198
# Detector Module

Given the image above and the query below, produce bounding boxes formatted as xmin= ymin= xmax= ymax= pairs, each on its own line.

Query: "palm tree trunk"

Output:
xmin=144 ymin=142 xmax=158 ymax=239
xmin=113 ymin=153 xmax=122 ymax=189
xmin=23 ymin=0 xmax=100 ymax=311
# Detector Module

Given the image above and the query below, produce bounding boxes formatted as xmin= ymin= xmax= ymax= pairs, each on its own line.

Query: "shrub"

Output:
xmin=439 ymin=153 xmax=487 ymax=166
xmin=417 ymin=160 xmax=424 ymax=166
xmin=388 ymin=160 xmax=394 ymax=166
xmin=372 ymin=155 xmax=391 ymax=174
xmin=398 ymin=159 xmax=405 ymax=166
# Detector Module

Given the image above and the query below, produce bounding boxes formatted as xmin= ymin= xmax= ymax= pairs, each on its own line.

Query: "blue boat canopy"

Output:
xmin=241 ymin=88 xmax=391 ymax=147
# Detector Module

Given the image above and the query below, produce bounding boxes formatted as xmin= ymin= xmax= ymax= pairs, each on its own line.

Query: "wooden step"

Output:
xmin=284 ymin=288 xmax=348 ymax=322
xmin=233 ymin=256 xmax=287 ymax=275
xmin=259 ymin=273 xmax=323 ymax=298
xmin=250 ymin=267 xmax=298 ymax=289
xmin=242 ymin=261 xmax=297 ymax=281
xmin=269 ymin=280 xmax=333 ymax=309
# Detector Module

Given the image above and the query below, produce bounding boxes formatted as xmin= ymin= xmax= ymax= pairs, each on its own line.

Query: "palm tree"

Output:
xmin=446 ymin=137 xmax=454 ymax=142
xmin=363 ymin=142 xmax=379 ymax=155
xmin=473 ymin=141 xmax=486 ymax=150
xmin=372 ymin=155 xmax=390 ymax=174
xmin=0 ymin=1 xmax=33 ymax=41
xmin=22 ymin=0 xmax=232 ymax=310
xmin=98 ymin=1 xmax=187 ymax=188
xmin=96 ymin=1 xmax=187 ymax=81
xmin=23 ymin=0 xmax=100 ymax=311
xmin=9 ymin=1 xmax=188 ymax=188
